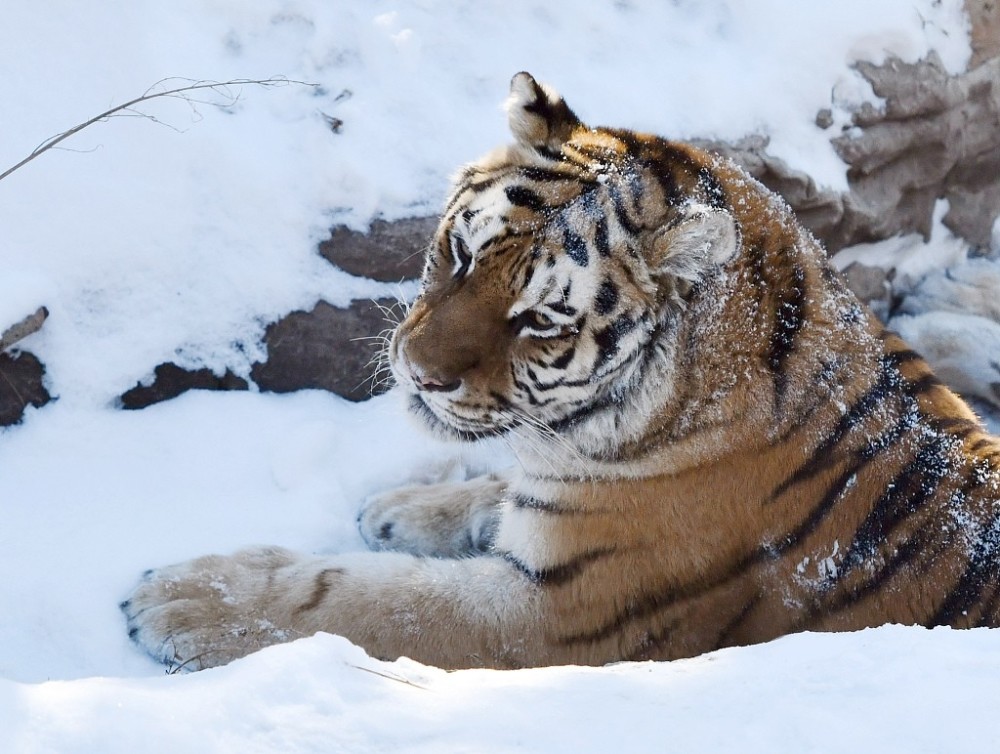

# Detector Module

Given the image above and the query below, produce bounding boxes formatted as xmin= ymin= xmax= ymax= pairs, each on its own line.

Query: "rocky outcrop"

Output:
xmin=887 ymin=257 xmax=1000 ymax=429
xmin=0 ymin=351 xmax=49 ymax=426
xmin=119 ymin=364 xmax=248 ymax=410
xmin=117 ymin=297 xmax=404 ymax=408
xmin=250 ymin=298 xmax=404 ymax=401
xmin=833 ymin=53 xmax=1000 ymax=252
xmin=697 ymin=55 xmax=1000 ymax=255
xmin=0 ymin=307 xmax=50 ymax=426
xmin=319 ymin=217 xmax=433 ymax=282
xmin=968 ymin=0 xmax=1000 ymax=68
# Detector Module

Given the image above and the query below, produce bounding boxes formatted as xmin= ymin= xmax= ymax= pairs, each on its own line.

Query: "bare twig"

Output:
xmin=346 ymin=662 xmax=430 ymax=690
xmin=0 ymin=76 xmax=318 ymax=183
xmin=0 ymin=307 xmax=48 ymax=352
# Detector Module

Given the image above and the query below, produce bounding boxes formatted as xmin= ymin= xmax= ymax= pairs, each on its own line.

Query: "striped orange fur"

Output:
xmin=123 ymin=73 xmax=1000 ymax=671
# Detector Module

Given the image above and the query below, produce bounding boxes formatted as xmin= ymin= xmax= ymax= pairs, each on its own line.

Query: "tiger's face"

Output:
xmin=389 ymin=73 xmax=738 ymax=448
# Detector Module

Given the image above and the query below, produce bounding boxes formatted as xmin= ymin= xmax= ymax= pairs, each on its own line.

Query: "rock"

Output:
xmin=832 ymin=54 xmax=1000 ymax=253
xmin=895 ymin=257 xmax=1000 ymax=322
xmin=119 ymin=364 xmax=248 ymax=410
xmin=840 ymin=262 xmax=894 ymax=319
xmin=890 ymin=310 xmax=1000 ymax=410
xmin=115 ymin=297 xmax=405 ymax=409
xmin=698 ymin=53 xmax=1000 ymax=256
xmin=0 ymin=350 xmax=50 ymax=426
xmin=319 ymin=217 xmax=435 ymax=282
xmin=250 ymin=298 xmax=404 ymax=401
xmin=889 ymin=254 xmax=1000 ymax=413
xmin=968 ymin=0 xmax=1000 ymax=69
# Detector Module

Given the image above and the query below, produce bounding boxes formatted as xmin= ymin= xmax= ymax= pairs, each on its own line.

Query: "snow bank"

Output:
xmin=6 ymin=628 xmax=1000 ymax=754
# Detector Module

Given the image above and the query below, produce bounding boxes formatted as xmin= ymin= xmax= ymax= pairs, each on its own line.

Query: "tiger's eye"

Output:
xmin=526 ymin=311 xmax=555 ymax=330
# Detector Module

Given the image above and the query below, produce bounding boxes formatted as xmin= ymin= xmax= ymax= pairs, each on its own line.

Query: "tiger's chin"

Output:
xmin=406 ymin=393 xmax=511 ymax=442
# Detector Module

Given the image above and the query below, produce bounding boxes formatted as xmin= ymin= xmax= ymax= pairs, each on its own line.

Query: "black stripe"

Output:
xmin=798 ymin=525 xmax=943 ymax=630
xmin=609 ymin=129 xmax=682 ymax=207
xmin=451 ymin=235 xmax=472 ymax=279
xmin=607 ymin=184 xmax=641 ymax=234
xmin=697 ymin=164 xmax=727 ymax=209
xmin=594 ymin=217 xmax=612 ymax=257
xmin=512 ymin=495 xmax=584 ymax=515
xmin=550 ymin=345 xmax=576 ymax=370
xmin=477 ymin=228 xmax=532 ymax=256
xmin=546 ymin=393 xmax=618 ymax=435
xmin=548 ymin=301 xmax=578 ymax=317
xmin=971 ymin=437 xmax=996 ymax=453
xmin=929 ymin=553 xmax=995 ymax=626
xmin=505 ymin=185 xmax=545 ymax=212
xmin=563 ymin=226 xmax=589 ymax=267
xmin=928 ymin=476 xmax=1000 ymax=626
xmin=502 ymin=547 xmax=616 ymax=587
xmin=444 ymin=174 xmax=503 ymax=215
xmin=518 ymin=166 xmax=574 ymax=183
xmin=594 ymin=280 xmax=619 ymax=316
xmin=511 ymin=373 xmax=550 ymax=406
xmin=908 ymin=373 xmax=945 ymax=394
xmin=593 ymin=315 xmax=636 ymax=369
xmin=768 ymin=262 xmax=807 ymax=407
xmin=932 ymin=416 xmax=982 ymax=433
xmin=888 ymin=348 xmax=924 ymax=365
xmin=712 ymin=593 xmax=763 ymax=649
xmin=975 ymin=578 xmax=1000 ymax=627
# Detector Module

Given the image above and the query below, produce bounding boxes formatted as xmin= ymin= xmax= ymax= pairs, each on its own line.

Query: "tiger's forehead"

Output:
xmin=447 ymin=185 xmax=514 ymax=246
xmin=440 ymin=176 xmax=632 ymax=319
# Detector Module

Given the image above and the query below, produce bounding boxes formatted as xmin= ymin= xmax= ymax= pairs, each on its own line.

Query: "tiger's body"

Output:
xmin=123 ymin=73 xmax=1000 ymax=671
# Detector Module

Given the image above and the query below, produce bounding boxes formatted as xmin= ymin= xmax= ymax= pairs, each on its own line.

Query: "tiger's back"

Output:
xmin=123 ymin=73 xmax=1000 ymax=671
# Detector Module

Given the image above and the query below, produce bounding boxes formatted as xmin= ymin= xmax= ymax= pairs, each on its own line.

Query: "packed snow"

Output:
xmin=1 ymin=1 xmax=997 ymax=752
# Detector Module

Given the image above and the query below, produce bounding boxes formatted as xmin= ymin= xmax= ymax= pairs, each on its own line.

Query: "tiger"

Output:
xmin=122 ymin=72 xmax=1000 ymax=671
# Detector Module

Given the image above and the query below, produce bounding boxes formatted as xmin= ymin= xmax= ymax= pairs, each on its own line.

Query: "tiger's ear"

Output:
xmin=649 ymin=205 xmax=738 ymax=283
xmin=505 ymin=72 xmax=581 ymax=154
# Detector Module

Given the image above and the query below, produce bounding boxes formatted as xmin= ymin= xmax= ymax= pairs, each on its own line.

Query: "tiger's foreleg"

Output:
xmin=122 ymin=544 xmax=543 ymax=670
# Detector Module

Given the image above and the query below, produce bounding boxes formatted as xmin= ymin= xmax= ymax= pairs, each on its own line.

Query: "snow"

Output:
xmin=0 ymin=1 xmax=994 ymax=752
xmin=7 ymin=627 xmax=1000 ymax=754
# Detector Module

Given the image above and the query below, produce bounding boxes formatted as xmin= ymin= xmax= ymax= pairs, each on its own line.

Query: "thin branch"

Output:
xmin=346 ymin=663 xmax=430 ymax=690
xmin=0 ymin=76 xmax=318 ymax=183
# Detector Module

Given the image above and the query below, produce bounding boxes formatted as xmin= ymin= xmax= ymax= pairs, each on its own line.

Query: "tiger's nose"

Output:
xmin=412 ymin=371 xmax=461 ymax=393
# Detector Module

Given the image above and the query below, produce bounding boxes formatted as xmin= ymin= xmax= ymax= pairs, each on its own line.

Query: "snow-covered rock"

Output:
xmin=888 ymin=256 xmax=1000 ymax=420
xmin=891 ymin=310 xmax=1000 ymax=406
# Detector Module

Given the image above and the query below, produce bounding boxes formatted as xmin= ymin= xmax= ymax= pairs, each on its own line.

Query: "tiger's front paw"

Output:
xmin=359 ymin=475 xmax=506 ymax=557
xmin=121 ymin=546 xmax=303 ymax=671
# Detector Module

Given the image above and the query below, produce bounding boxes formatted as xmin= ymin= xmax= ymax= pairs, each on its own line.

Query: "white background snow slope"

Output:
xmin=1 ymin=1 xmax=997 ymax=752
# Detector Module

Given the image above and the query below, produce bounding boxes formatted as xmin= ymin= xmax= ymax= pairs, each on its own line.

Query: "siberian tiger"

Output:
xmin=123 ymin=72 xmax=1000 ymax=671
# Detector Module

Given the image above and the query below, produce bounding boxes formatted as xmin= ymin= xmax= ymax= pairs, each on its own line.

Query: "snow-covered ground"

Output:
xmin=2 ymin=1 xmax=997 ymax=752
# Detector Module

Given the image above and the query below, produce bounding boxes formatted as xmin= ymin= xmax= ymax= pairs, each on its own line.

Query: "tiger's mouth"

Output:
xmin=407 ymin=393 xmax=511 ymax=442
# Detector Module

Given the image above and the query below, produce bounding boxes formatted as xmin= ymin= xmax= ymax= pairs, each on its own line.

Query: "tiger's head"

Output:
xmin=389 ymin=72 xmax=797 ymax=464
